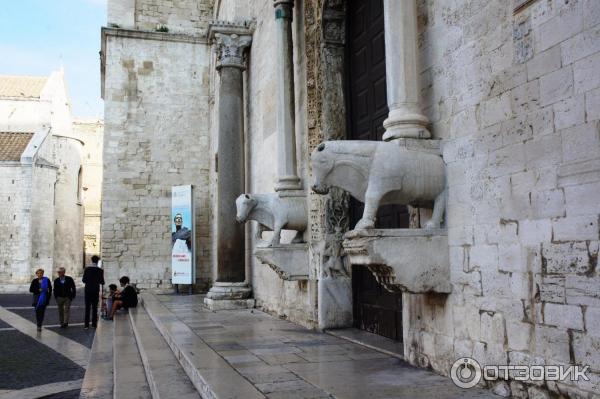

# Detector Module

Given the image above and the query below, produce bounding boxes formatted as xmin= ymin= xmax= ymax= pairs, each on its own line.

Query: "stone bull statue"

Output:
xmin=235 ymin=193 xmax=307 ymax=246
xmin=310 ymin=140 xmax=446 ymax=230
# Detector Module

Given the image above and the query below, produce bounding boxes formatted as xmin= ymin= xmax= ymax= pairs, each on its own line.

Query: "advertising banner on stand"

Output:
xmin=171 ymin=185 xmax=195 ymax=285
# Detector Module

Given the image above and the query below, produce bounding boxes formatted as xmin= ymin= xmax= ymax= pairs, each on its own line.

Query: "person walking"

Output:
xmin=53 ymin=267 xmax=76 ymax=328
xmin=29 ymin=269 xmax=52 ymax=332
xmin=82 ymin=255 xmax=104 ymax=329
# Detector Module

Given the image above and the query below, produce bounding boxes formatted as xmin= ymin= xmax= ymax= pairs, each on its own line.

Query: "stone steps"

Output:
xmin=79 ymin=320 xmax=114 ymax=399
xmin=140 ymin=293 xmax=265 ymax=399
xmin=128 ymin=306 xmax=201 ymax=399
xmin=113 ymin=312 xmax=152 ymax=399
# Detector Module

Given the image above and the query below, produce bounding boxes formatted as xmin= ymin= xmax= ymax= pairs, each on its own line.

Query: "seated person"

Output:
xmin=102 ymin=284 xmax=119 ymax=319
xmin=107 ymin=276 xmax=138 ymax=319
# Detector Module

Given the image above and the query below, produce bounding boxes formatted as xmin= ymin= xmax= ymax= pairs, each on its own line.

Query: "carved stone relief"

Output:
xmin=304 ymin=0 xmax=350 ymax=282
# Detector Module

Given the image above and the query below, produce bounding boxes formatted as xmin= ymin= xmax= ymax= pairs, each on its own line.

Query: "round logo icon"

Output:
xmin=450 ymin=357 xmax=482 ymax=389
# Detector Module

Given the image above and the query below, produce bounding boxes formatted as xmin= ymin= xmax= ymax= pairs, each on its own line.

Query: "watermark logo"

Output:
xmin=450 ymin=358 xmax=590 ymax=388
xmin=450 ymin=357 xmax=482 ymax=388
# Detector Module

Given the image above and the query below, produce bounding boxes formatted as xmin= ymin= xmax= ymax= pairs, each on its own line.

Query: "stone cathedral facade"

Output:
xmin=101 ymin=0 xmax=600 ymax=396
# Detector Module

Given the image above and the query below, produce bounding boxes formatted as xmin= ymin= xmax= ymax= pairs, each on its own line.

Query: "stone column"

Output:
xmin=382 ymin=0 xmax=430 ymax=141
xmin=274 ymin=0 xmax=301 ymax=191
xmin=206 ymin=29 xmax=254 ymax=307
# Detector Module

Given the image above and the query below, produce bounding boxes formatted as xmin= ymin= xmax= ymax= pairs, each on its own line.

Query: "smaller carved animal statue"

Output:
xmin=310 ymin=140 xmax=446 ymax=230
xmin=235 ymin=193 xmax=307 ymax=246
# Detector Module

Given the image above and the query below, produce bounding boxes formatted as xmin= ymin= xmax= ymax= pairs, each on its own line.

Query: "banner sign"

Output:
xmin=171 ymin=185 xmax=195 ymax=285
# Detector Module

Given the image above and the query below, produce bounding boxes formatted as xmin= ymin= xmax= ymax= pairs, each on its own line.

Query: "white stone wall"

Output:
xmin=0 ymin=100 xmax=51 ymax=133
xmin=49 ymin=136 xmax=84 ymax=278
xmin=102 ymin=32 xmax=212 ymax=289
xmin=73 ymin=120 xmax=104 ymax=265
xmin=0 ymin=165 xmax=34 ymax=283
xmin=398 ymin=0 xmax=600 ymax=396
xmin=108 ymin=0 xmax=213 ymax=35
xmin=30 ymin=163 xmax=57 ymax=277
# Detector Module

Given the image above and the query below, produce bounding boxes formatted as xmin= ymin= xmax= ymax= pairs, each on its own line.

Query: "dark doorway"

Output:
xmin=352 ymin=265 xmax=403 ymax=340
xmin=346 ymin=0 xmax=404 ymax=341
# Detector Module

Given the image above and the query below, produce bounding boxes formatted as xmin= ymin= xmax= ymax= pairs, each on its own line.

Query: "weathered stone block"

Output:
xmin=574 ymin=52 xmax=600 ymax=93
xmin=561 ymin=23 xmax=600 ymax=65
xmin=539 ymin=66 xmax=573 ymax=106
xmin=506 ymin=321 xmax=532 ymax=351
xmin=552 ymin=215 xmax=599 ymax=241
xmin=566 ymin=274 xmax=600 ymax=306
xmin=530 ymin=189 xmax=565 ymax=219
xmin=534 ymin=1 xmax=583 ymax=52
xmin=539 ymin=275 xmax=566 ymax=303
xmin=543 ymin=303 xmax=584 ymax=330
xmin=561 ymin=121 xmax=600 ymax=163
xmin=572 ymin=332 xmax=600 ymax=369
xmin=524 ymin=133 xmax=562 ymax=170
xmin=553 ymin=95 xmax=585 ymax=130
xmin=564 ymin=181 xmax=600 ymax=216
xmin=498 ymin=243 xmax=526 ymax=273
xmin=481 ymin=92 xmax=513 ymax=127
xmin=527 ymin=45 xmax=561 ymax=80
xmin=586 ymin=87 xmax=600 ymax=121
xmin=542 ymin=241 xmax=597 ymax=274
xmin=480 ymin=311 xmax=506 ymax=344
xmin=520 ymin=219 xmax=552 ymax=246
xmin=534 ymin=325 xmax=571 ymax=363
xmin=584 ymin=306 xmax=600 ymax=337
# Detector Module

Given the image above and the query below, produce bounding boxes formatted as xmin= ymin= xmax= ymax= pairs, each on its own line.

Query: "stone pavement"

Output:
xmin=144 ymin=293 xmax=496 ymax=399
xmin=0 ymin=294 xmax=92 ymax=398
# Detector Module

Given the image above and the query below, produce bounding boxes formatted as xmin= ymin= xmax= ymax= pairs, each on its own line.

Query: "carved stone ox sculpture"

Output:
xmin=310 ymin=140 xmax=446 ymax=230
xmin=235 ymin=193 xmax=307 ymax=246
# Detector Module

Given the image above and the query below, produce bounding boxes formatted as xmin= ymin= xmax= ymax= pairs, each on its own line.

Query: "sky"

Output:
xmin=0 ymin=0 xmax=107 ymax=118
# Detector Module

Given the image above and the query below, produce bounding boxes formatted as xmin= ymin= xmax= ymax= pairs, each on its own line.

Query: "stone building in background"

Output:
xmin=73 ymin=119 xmax=104 ymax=266
xmin=101 ymin=0 xmax=600 ymax=396
xmin=0 ymin=71 xmax=85 ymax=284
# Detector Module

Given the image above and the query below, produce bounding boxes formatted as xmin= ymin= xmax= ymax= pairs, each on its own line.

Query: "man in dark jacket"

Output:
xmin=82 ymin=255 xmax=104 ymax=329
xmin=53 ymin=267 xmax=76 ymax=328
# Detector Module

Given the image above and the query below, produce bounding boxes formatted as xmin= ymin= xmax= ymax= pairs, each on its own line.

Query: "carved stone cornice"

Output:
xmin=208 ymin=20 xmax=254 ymax=70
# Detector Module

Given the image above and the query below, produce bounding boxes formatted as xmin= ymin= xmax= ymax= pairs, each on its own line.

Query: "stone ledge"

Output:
xmin=343 ymin=229 xmax=451 ymax=294
xmin=102 ymin=26 xmax=208 ymax=44
xmin=254 ymin=243 xmax=309 ymax=280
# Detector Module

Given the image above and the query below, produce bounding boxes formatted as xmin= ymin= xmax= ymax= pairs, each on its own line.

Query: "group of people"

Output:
xmin=29 ymin=255 xmax=138 ymax=331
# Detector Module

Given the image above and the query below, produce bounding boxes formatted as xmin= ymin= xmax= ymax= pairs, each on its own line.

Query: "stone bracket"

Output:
xmin=343 ymin=229 xmax=452 ymax=294
xmin=254 ymin=243 xmax=309 ymax=280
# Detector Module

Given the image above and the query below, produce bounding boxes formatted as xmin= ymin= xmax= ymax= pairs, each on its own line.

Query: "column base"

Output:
xmin=204 ymin=282 xmax=254 ymax=310
xmin=204 ymin=298 xmax=256 ymax=310
xmin=206 ymin=282 xmax=252 ymax=300
xmin=382 ymin=108 xmax=431 ymax=140
xmin=274 ymin=176 xmax=302 ymax=191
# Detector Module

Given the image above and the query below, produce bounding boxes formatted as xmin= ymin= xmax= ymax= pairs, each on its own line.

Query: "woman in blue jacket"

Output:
xmin=29 ymin=268 xmax=52 ymax=332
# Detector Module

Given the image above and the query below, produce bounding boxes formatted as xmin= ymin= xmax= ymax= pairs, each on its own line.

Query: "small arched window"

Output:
xmin=77 ymin=166 xmax=83 ymax=203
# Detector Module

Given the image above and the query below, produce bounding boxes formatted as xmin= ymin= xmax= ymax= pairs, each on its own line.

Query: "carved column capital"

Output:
xmin=214 ymin=33 xmax=252 ymax=70
xmin=274 ymin=0 xmax=294 ymax=19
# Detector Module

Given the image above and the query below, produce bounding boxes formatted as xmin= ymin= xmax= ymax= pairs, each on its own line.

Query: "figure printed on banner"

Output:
xmin=171 ymin=185 xmax=195 ymax=285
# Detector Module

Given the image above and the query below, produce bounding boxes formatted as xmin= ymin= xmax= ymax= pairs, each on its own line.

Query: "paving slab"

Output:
xmin=129 ymin=306 xmax=201 ymax=399
xmin=0 ymin=306 xmax=90 ymax=368
xmin=146 ymin=293 xmax=497 ymax=399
